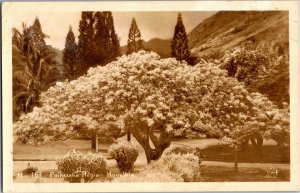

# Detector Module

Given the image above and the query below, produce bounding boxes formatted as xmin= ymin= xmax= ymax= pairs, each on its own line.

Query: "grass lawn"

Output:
xmin=201 ymin=141 xmax=290 ymax=163
xmin=198 ymin=165 xmax=290 ymax=182
xmin=14 ymin=136 xmax=289 ymax=164
xmin=13 ymin=136 xmax=290 ymax=183
xmin=13 ymin=138 xmax=115 ymax=160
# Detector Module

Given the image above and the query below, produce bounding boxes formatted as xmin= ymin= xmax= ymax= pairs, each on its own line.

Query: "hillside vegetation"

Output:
xmin=189 ymin=11 xmax=288 ymax=58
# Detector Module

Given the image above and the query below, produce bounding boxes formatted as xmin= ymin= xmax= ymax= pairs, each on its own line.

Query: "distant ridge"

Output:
xmin=188 ymin=11 xmax=289 ymax=57
xmin=121 ymin=38 xmax=171 ymax=58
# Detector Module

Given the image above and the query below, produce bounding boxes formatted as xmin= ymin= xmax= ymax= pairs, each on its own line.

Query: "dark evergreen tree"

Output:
xmin=78 ymin=11 xmax=95 ymax=69
xmin=32 ymin=17 xmax=47 ymax=48
xmin=77 ymin=11 xmax=120 ymax=72
xmin=106 ymin=12 xmax=121 ymax=59
xmin=63 ymin=26 xmax=78 ymax=76
xmin=93 ymin=12 xmax=121 ymax=64
xmin=93 ymin=12 xmax=110 ymax=64
xmin=171 ymin=13 xmax=191 ymax=63
xmin=127 ymin=18 xmax=143 ymax=54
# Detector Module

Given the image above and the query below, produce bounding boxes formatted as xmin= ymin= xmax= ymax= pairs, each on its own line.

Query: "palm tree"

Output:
xmin=12 ymin=23 xmax=58 ymax=121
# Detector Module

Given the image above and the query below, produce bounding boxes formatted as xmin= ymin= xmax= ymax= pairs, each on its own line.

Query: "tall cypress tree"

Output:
xmin=127 ymin=18 xmax=143 ymax=54
xmin=63 ymin=26 xmax=78 ymax=76
xmin=78 ymin=11 xmax=95 ymax=69
xmin=93 ymin=11 xmax=110 ymax=64
xmin=93 ymin=11 xmax=121 ymax=64
xmin=106 ymin=12 xmax=121 ymax=60
xmin=171 ymin=13 xmax=191 ymax=62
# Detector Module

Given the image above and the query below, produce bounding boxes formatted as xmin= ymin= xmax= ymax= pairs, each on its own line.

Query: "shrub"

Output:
xmin=167 ymin=146 xmax=204 ymax=165
xmin=56 ymin=149 xmax=107 ymax=183
xmin=157 ymin=153 xmax=201 ymax=181
xmin=113 ymin=152 xmax=200 ymax=182
xmin=186 ymin=54 xmax=199 ymax=66
xmin=108 ymin=141 xmax=139 ymax=172
xmin=22 ymin=162 xmax=38 ymax=175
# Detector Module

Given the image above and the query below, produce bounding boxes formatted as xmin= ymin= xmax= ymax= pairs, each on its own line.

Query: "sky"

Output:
xmin=13 ymin=11 xmax=215 ymax=50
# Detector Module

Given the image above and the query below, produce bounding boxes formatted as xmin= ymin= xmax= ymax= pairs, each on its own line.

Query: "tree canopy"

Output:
xmin=14 ymin=51 xmax=289 ymax=162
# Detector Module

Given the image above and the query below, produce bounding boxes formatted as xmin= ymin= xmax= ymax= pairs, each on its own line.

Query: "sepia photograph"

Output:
xmin=2 ymin=1 xmax=300 ymax=192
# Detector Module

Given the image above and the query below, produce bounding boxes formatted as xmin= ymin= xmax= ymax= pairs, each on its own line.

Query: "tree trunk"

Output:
xmin=95 ymin=135 xmax=99 ymax=152
xmin=234 ymin=150 xmax=238 ymax=172
xmin=127 ymin=131 xmax=131 ymax=142
xmin=241 ymin=137 xmax=249 ymax=150
xmin=91 ymin=134 xmax=97 ymax=149
xmin=130 ymin=129 xmax=171 ymax=164
xmin=250 ymin=135 xmax=263 ymax=157
xmin=256 ymin=136 xmax=263 ymax=157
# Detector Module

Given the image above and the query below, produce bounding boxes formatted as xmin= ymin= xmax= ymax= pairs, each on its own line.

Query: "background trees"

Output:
xmin=76 ymin=11 xmax=121 ymax=75
xmin=12 ymin=19 xmax=59 ymax=121
xmin=221 ymin=41 xmax=289 ymax=107
xmin=77 ymin=11 xmax=95 ymax=70
xmin=93 ymin=12 xmax=121 ymax=65
xmin=171 ymin=13 xmax=194 ymax=65
xmin=14 ymin=51 xmax=289 ymax=163
xmin=127 ymin=18 xmax=144 ymax=54
xmin=31 ymin=17 xmax=47 ymax=48
xmin=63 ymin=26 xmax=78 ymax=76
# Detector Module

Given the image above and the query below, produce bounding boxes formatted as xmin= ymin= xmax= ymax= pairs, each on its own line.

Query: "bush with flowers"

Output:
xmin=56 ymin=149 xmax=107 ymax=182
xmin=14 ymin=50 xmax=289 ymax=163
xmin=108 ymin=141 xmax=139 ymax=172
xmin=166 ymin=146 xmax=204 ymax=165
xmin=220 ymin=42 xmax=289 ymax=107
xmin=113 ymin=152 xmax=200 ymax=182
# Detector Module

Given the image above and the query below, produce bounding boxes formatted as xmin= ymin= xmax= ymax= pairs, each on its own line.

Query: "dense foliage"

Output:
xmin=14 ymin=51 xmax=289 ymax=163
xmin=127 ymin=18 xmax=144 ymax=54
xmin=77 ymin=11 xmax=95 ymax=67
xmin=220 ymin=42 xmax=289 ymax=107
xmin=56 ymin=149 xmax=107 ymax=182
xmin=12 ymin=19 xmax=59 ymax=121
xmin=93 ymin=12 xmax=121 ymax=64
xmin=108 ymin=141 xmax=139 ymax=172
xmin=77 ymin=11 xmax=121 ymax=73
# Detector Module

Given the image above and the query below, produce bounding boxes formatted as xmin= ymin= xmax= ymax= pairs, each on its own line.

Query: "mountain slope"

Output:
xmin=121 ymin=38 xmax=171 ymax=58
xmin=188 ymin=11 xmax=289 ymax=57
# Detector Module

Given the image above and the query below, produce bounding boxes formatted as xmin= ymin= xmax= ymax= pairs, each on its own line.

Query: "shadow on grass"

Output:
xmin=201 ymin=144 xmax=290 ymax=163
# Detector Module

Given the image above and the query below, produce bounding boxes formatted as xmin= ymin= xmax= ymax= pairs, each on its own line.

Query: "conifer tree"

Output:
xmin=127 ymin=18 xmax=143 ymax=54
xmin=106 ymin=12 xmax=121 ymax=59
xmin=171 ymin=13 xmax=191 ymax=62
xmin=78 ymin=11 xmax=95 ymax=69
xmin=93 ymin=12 xmax=110 ymax=64
xmin=63 ymin=26 xmax=78 ymax=76
xmin=32 ymin=17 xmax=47 ymax=48
xmin=93 ymin=12 xmax=120 ymax=64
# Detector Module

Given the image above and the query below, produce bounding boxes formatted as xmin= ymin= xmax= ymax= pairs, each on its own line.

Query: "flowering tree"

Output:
xmin=14 ymin=51 xmax=289 ymax=163
xmin=221 ymin=42 xmax=289 ymax=107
